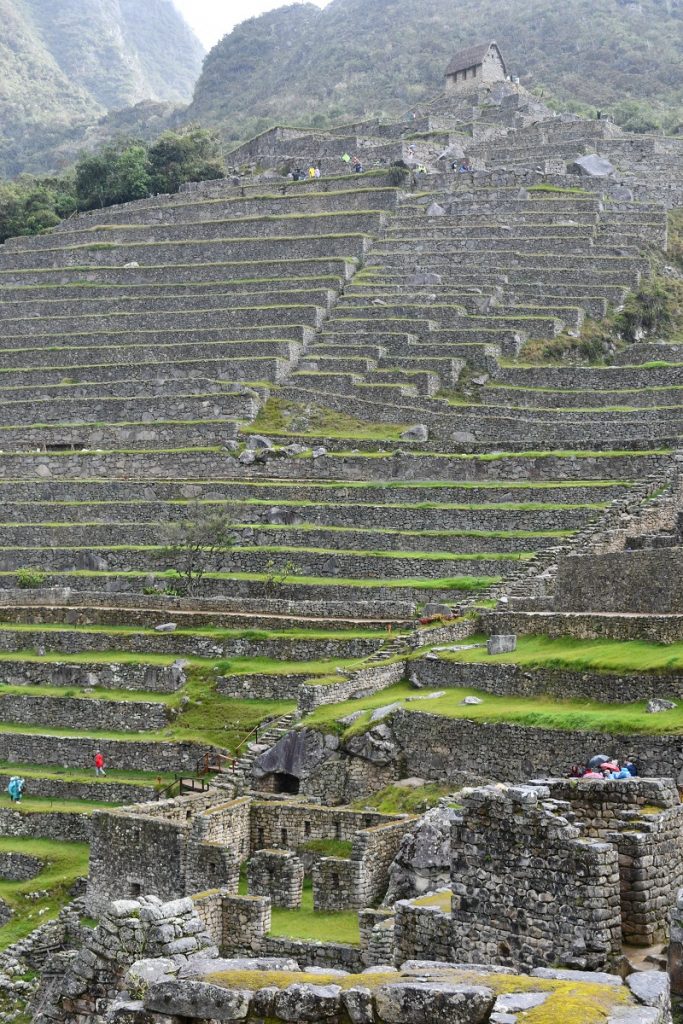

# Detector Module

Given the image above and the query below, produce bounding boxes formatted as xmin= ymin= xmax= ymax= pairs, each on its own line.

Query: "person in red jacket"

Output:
xmin=94 ymin=751 xmax=106 ymax=776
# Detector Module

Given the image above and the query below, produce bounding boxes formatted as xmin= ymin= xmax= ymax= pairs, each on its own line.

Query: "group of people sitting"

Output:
xmin=569 ymin=754 xmax=638 ymax=780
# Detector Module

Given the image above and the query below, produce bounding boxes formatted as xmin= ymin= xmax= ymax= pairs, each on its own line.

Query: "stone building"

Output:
xmin=444 ymin=41 xmax=507 ymax=92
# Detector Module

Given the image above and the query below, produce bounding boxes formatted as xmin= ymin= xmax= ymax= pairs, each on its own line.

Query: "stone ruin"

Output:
xmin=87 ymin=790 xmax=414 ymax=917
xmin=29 ymin=891 xmax=672 ymax=1023
xmin=1 ymin=34 xmax=683 ymax=1024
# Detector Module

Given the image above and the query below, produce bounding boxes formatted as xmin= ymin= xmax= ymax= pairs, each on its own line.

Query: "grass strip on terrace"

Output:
xmin=304 ymin=682 xmax=683 ymax=736
xmin=0 ymin=544 xmax=536 ymax=562
xmin=0 ymin=795 xmax=106 ymax=813
xmin=0 ymin=761 xmax=175 ymax=786
xmin=437 ymin=634 xmax=683 ymax=673
xmin=0 ymin=650 xmax=366 ymax=676
xmin=0 ymin=521 xmax=576 ymax=540
xmin=0 ymin=621 xmax=392 ymax=640
xmin=0 ymin=571 xmax=500 ymax=591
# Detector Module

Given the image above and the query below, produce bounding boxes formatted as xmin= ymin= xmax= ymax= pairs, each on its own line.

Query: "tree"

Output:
xmin=148 ymin=127 xmax=225 ymax=195
xmin=163 ymin=511 xmax=237 ymax=596
xmin=264 ymin=558 xmax=300 ymax=594
xmin=75 ymin=144 xmax=151 ymax=209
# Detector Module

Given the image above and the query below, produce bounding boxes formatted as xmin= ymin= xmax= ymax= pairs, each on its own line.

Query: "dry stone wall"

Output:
xmin=450 ymin=784 xmax=622 ymax=970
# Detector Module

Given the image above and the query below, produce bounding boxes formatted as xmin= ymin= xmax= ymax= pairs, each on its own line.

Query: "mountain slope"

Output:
xmin=187 ymin=0 xmax=683 ymax=143
xmin=0 ymin=0 xmax=204 ymax=176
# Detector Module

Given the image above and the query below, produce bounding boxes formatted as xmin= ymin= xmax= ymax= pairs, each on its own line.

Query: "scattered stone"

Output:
xmin=460 ymin=696 xmax=483 ymax=705
xmin=487 ymin=634 xmax=517 ymax=655
xmin=400 ymin=424 xmax=429 ymax=442
xmin=154 ymin=623 xmax=177 ymax=633
xmin=312 ymin=446 xmax=327 ymax=459
xmin=426 ymin=202 xmax=446 ymax=217
xmin=384 ymin=806 xmax=458 ymax=903
xmin=238 ymin=449 xmax=257 ymax=465
xmin=422 ymin=602 xmax=455 ymax=618
xmin=569 ymin=154 xmax=615 ymax=177
xmin=123 ymin=261 xmax=140 ymax=268
xmin=452 ymin=431 xmax=476 ymax=443
xmin=626 ymin=971 xmax=670 ymax=1009
xmin=646 ymin=698 xmax=677 ymax=713
xmin=470 ymin=375 xmax=489 ymax=386
xmin=370 ymin=702 xmax=404 ymax=722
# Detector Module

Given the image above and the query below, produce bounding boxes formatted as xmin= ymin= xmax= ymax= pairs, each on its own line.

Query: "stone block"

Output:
xmin=486 ymin=635 xmax=517 ymax=655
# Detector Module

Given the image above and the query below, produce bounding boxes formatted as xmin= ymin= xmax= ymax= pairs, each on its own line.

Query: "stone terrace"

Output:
xmin=1 ymin=76 xmax=683 ymax=975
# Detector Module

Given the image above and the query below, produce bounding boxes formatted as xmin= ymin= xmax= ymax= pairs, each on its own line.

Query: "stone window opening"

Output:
xmin=129 ymin=882 xmax=141 ymax=897
xmin=257 ymin=827 xmax=264 ymax=847
xmin=334 ymin=821 xmax=342 ymax=840
xmin=304 ymin=821 xmax=311 ymax=837
xmin=281 ymin=828 xmax=288 ymax=846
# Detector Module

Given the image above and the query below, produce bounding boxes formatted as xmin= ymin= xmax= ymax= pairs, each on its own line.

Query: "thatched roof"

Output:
xmin=445 ymin=42 xmax=505 ymax=77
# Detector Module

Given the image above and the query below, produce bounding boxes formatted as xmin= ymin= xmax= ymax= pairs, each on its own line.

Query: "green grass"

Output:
xmin=268 ymin=878 xmax=360 ymax=945
xmin=298 ymin=839 xmax=353 ymax=858
xmin=351 ymin=782 xmax=456 ymax=814
xmin=0 ymin=570 xmax=500 ymax=592
xmin=0 ymin=795 xmax=105 ymax=814
xmin=0 ymin=761 xmax=173 ymax=787
xmin=304 ymin=681 xmax=683 ymax=737
xmin=244 ymin=395 xmax=407 ymax=441
xmin=438 ymin=633 xmax=683 ymax=674
xmin=0 ymin=838 xmax=89 ymax=950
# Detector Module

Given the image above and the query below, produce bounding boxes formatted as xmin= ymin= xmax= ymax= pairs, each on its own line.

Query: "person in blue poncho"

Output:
xmin=7 ymin=777 xmax=24 ymax=802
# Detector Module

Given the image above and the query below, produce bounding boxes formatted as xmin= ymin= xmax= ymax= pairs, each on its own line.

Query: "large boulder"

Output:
xmin=383 ymin=805 xmax=457 ymax=904
xmin=252 ymin=728 xmax=339 ymax=784
xmin=344 ymin=722 xmax=399 ymax=766
xmin=569 ymin=154 xmax=615 ymax=177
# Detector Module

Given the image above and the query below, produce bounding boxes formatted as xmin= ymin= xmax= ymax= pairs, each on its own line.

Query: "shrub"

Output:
xmin=16 ymin=568 xmax=46 ymax=589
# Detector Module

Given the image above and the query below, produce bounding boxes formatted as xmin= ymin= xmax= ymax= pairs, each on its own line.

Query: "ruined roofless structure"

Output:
xmin=444 ymin=40 xmax=507 ymax=92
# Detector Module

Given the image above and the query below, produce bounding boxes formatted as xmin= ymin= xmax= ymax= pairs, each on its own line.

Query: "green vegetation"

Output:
xmin=299 ymin=839 xmax=353 ymax=858
xmin=15 ymin=568 xmax=46 ymax=590
xmin=192 ymin=0 xmax=683 ymax=148
xmin=305 ymin=682 xmax=683 ymax=737
xmin=0 ymin=0 xmax=203 ymax=179
xmin=0 ymin=838 xmax=89 ymax=950
xmin=0 ymin=129 xmax=225 ymax=243
xmin=268 ymin=879 xmax=360 ymax=945
xmin=204 ymin=963 xmax=630 ymax=1022
xmin=439 ymin=633 xmax=683 ymax=674
xmin=244 ymin=396 xmax=407 ymax=441
xmin=351 ymin=782 xmax=456 ymax=814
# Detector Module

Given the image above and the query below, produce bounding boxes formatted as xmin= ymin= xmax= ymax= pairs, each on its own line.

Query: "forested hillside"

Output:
xmin=0 ymin=0 xmax=204 ymax=176
xmin=186 ymin=0 xmax=683 ymax=144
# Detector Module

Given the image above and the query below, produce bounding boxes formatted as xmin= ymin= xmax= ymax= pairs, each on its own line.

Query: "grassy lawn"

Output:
xmin=0 ymin=761 xmax=174 ymax=786
xmin=0 ymin=837 xmax=89 ymax=950
xmin=299 ymin=839 xmax=352 ymax=858
xmin=0 ymin=795 xmax=106 ymax=813
xmin=438 ymin=633 xmax=683 ymax=673
xmin=268 ymin=879 xmax=360 ymax=945
xmin=304 ymin=682 xmax=683 ymax=737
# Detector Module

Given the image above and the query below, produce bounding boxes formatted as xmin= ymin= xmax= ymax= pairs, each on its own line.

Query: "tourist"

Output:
xmin=6 ymin=776 xmax=24 ymax=802
xmin=623 ymin=754 xmax=638 ymax=776
xmin=353 ymin=157 xmax=363 ymax=173
xmin=308 ymin=166 xmax=316 ymax=179
xmin=458 ymin=159 xmax=471 ymax=173
xmin=94 ymin=750 xmax=106 ymax=776
xmin=314 ymin=165 xmax=321 ymax=179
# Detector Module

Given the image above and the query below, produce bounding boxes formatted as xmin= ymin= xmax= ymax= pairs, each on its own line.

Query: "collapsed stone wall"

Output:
xmin=450 ymin=784 xmax=622 ymax=970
